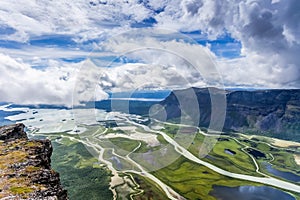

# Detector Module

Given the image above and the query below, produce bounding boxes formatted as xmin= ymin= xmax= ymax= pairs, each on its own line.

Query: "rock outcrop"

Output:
xmin=0 ymin=124 xmax=28 ymax=141
xmin=0 ymin=124 xmax=68 ymax=200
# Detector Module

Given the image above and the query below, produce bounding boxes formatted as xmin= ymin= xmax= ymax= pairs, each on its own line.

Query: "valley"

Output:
xmin=2 ymin=104 xmax=300 ymax=200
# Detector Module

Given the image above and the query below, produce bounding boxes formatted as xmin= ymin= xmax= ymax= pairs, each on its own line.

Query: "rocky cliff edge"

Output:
xmin=0 ymin=123 xmax=68 ymax=200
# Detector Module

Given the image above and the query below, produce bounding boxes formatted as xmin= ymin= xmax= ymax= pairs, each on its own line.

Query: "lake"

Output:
xmin=264 ymin=163 xmax=300 ymax=183
xmin=210 ymin=185 xmax=296 ymax=200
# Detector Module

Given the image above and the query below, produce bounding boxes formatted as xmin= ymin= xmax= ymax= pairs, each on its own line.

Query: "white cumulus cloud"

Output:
xmin=0 ymin=53 xmax=79 ymax=106
xmin=0 ymin=0 xmax=299 ymax=106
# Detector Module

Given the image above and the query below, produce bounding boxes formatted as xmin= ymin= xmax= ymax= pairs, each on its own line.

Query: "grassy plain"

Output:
xmin=152 ymin=156 xmax=261 ymax=200
xmin=161 ymin=124 xmax=259 ymax=176
xmin=40 ymin=124 xmax=300 ymax=200
xmin=239 ymin=137 xmax=300 ymax=178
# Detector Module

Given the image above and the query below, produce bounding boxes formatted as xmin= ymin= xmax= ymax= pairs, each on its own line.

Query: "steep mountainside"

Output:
xmin=0 ymin=124 xmax=68 ymax=199
xmin=160 ymin=87 xmax=300 ymax=141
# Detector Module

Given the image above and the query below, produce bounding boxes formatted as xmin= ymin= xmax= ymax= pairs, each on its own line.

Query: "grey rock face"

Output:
xmin=0 ymin=123 xmax=68 ymax=200
xmin=0 ymin=123 xmax=28 ymax=141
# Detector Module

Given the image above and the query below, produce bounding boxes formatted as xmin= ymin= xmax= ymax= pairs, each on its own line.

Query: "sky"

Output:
xmin=0 ymin=0 xmax=299 ymax=106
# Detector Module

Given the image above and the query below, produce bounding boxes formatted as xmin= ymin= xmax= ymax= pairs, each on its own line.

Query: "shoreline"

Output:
xmin=294 ymin=154 xmax=300 ymax=166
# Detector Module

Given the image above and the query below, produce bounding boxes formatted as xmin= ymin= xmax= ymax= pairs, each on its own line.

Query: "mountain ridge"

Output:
xmin=159 ymin=87 xmax=300 ymax=141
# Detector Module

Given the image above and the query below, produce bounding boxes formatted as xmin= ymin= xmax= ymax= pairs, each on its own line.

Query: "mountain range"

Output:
xmin=160 ymin=87 xmax=300 ymax=141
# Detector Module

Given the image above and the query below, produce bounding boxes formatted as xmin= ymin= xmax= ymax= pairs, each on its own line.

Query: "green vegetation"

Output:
xmin=34 ymin=123 xmax=300 ymax=200
xmin=162 ymin=124 xmax=179 ymax=137
xmin=205 ymin=138 xmax=258 ymax=176
xmin=0 ymin=139 xmax=53 ymax=199
xmin=0 ymin=150 xmax=27 ymax=168
xmin=25 ymin=166 xmax=41 ymax=173
xmin=162 ymin=123 xmax=258 ymax=176
xmin=106 ymin=125 xmax=297 ymax=199
xmin=10 ymin=186 xmax=34 ymax=195
xmin=129 ymin=173 xmax=169 ymax=200
xmin=162 ymin=122 xmax=299 ymax=178
xmin=240 ymin=137 xmax=300 ymax=176
xmin=152 ymin=156 xmax=261 ymax=200
xmin=187 ymin=132 xmax=205 ymax=156
xmin=108 ymin=137 xmax=141 ymax=156
xmin=51 ymin=138 xmax=113 ymax=200
xmin=269 ymin=151 xmax=299 ymax=173
xmin=108 ymin=134 xmax=169 ymax=156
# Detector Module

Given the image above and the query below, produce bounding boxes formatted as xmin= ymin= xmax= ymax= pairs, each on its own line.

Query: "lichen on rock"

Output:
xmin=0 ymin=123 xmax=68 ymax=200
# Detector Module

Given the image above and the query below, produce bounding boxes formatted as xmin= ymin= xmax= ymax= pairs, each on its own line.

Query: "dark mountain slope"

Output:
xmin=160 ymin=87 xmax=300 ymax=141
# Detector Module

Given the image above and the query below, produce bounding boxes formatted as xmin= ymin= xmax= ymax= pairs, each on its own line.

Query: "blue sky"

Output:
xmin=0 ymin=0 xmax=299 ymax=105
xmin=0 ymin=30 xmax=242 ymax=61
